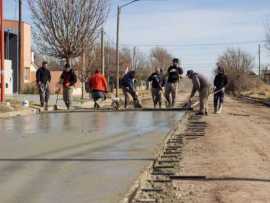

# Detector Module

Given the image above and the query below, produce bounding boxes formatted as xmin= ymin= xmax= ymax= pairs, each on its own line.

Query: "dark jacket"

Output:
xmin=167 ymin=65 xmax=183 ymax=83
xmin=36 ymin=67 xmax=51 ymax=84
xmin=60 ymin=69 xmax=77 ymax=88
xmin=214 ymin=73 xmax=228 ymax=90
xmin=148 ymin=72 xmax=163 ymax=89
xmin=121 ymin=72 xmax=135 ymax=90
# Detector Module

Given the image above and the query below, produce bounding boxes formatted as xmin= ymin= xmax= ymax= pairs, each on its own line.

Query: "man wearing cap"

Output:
xmin=59 ymin=64 xmax=77 ymax=110
xmin=187 ymin=70 xmax=210 ymax=115
xmin=36 ymin=61 xmax=51 ymax=110
xmin=165 ymin=58 xmax=183 ymax=107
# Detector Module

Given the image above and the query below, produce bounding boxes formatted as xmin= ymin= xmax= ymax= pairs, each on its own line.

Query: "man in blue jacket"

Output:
xmin=121 ymin=70 xmax=142 ymax=108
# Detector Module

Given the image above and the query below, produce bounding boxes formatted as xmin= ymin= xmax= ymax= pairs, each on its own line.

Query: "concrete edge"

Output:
xmin=0 ymin=108 xmax=38 ymax=119
xmin=39 ymin=108 xmax=191 ymax=114
xmin=239 ymin=95 xmax=270 ymax=107
xmin=121 ymin=111 xmax=190 ymax=203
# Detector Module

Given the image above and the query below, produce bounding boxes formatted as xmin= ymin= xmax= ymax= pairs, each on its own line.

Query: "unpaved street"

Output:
xmin=173 ymin=97 xmax=270 ymax=202
xmin=0 ymin=111 xmax=183 ymax=203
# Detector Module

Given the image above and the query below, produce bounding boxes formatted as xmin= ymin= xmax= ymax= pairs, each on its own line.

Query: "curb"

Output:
xmin=0 ymin=108 xmax=38 ymax=119
xmin=121 ymin=111 xmax=190 ymax=203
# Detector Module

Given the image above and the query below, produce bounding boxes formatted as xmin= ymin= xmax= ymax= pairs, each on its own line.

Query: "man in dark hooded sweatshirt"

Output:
xmin=214 ymin=64 xmax=228 ymax=113
xmin=60 ymin=64 xmax=77 ymax=110
xmin=36 ymin=61 xmax=51 ymax=110
xmin=165 ymin=58 xmax=183 ymax=107
xmin=121 ymin=70 xmax=142 ymax=108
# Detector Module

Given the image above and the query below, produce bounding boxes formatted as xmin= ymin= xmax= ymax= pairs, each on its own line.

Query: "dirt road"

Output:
xmin=173 ymin=97 xmax=270 ymax=202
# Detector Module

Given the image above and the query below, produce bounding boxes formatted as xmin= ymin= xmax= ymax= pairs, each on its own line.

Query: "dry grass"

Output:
xmin=242 ymin=82 xmax=270 ymax=101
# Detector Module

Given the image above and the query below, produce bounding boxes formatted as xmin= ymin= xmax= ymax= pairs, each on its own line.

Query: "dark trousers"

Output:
xmin=63 ymin=87 xmax=73 ymax=109
xmin=122 ymin=87 xmax=139 ymax=108
xmin=151 ymin=88 xmax=162 ymax=108
xmin=165 ymin=83 xmax=177 ymax=107
xmin=39 ymin=83 xmax=50 ymax=107
xmin=214 ymin=91 xmax=224 ymax=110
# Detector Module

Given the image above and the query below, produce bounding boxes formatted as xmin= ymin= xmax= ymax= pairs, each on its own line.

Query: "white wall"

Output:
xmin=4 ymin=60 xmax=13 ymax=95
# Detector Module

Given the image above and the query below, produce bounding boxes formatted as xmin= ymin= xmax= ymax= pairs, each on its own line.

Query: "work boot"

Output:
xmin=94 ymin=102 xmax=100 ymax=109
xmin=214 ymin=106 xmax=217 ymax=114
xmin=134 ymin=100 xmax=142 ymax=108
xmin=44 ymin=103 xmax=48 ymax=111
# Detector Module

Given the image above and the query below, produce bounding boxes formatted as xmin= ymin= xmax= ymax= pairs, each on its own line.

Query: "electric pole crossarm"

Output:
xmin=120 ymin=0 xmax=139 ymax=9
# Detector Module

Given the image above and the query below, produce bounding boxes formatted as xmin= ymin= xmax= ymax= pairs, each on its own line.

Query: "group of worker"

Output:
xmin=36 ymin=58 xmax=228 ymax=115
xmin=36 ymin=62 xmax=77 ymax=110
xmin=146 ymin=58 xmax=228 ymax=115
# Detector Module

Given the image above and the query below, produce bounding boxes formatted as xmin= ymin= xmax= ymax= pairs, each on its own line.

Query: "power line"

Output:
xmin=120 ymin=40 xmax=268 ymax=48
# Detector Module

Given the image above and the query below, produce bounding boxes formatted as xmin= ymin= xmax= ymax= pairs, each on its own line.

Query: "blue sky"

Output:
xmin=4 ymin=0 xmax=270 ymax=77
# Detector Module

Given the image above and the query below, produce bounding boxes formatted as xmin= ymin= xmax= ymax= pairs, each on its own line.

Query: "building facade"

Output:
xmin=4 ymin=20 xmax=34 ymax=93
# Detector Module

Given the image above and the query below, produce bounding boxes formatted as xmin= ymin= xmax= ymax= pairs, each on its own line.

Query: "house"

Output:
xmin=4 ymin=60 xmax=13 ymax=95
xmin=4 ymin=20 xmax=36 ymax=93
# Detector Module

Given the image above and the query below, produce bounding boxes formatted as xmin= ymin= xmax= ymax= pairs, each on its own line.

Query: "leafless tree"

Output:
xmin=28 ymin=0 xmax=110 ymax=63
xmin=266 ymin=23 xmax=270 ymax=51
xmin=217 ymin=48 xmax=255 ymax=93
xmin=150 ymin=47 xmax=173 ymax=72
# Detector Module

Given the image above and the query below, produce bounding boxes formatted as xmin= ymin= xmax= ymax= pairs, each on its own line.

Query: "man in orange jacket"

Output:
xmin=89 ymin=70 xmax=108 ymax=109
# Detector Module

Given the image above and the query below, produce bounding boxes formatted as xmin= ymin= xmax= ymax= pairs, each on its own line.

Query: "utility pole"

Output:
xmin=258 ymin=44 xmax=261 ymax=79
xmin=132 ymin=46 xmax=136 ymax=70
xmin=81 ymin=51 xmax=86 ymax=99
xmin=101 ymin=28 xmax=105 ymax=75
xmin=116 ymin=6 xmax=120 ymax=97
xmin=18 ymin=0 xmax=22 ymax=93
xmin=115 ymin=1 xmax=141 ymax=97
xmin=0 ymin=0 xmax=4 ymax=102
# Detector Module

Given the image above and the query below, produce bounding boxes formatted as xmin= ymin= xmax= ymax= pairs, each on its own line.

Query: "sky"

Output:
xmin=4 ymin=0 xmax=270 ymax=77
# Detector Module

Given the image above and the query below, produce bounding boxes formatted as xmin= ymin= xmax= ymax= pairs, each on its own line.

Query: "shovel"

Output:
xmin=54 ymin=90 xmax=60 ymax=111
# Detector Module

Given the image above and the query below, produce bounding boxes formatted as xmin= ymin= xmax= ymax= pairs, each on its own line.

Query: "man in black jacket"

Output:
xmin=165 ymin=58 xmax=183 ymax=107
xmin=148 ymin=68 xmax=163 ymax=108
xmin=36 ymin=61 xmax=51 ymax=110
xmin=214 ymin=64 xmax=228 ymax=113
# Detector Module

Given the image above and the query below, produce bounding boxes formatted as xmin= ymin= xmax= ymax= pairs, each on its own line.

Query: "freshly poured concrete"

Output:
xmin=0 ymin=111 xmax=183 ymax=203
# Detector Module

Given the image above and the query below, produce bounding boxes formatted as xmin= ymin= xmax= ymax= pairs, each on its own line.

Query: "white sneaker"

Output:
xmin=217 ymin=104 xmax=223 ymax=114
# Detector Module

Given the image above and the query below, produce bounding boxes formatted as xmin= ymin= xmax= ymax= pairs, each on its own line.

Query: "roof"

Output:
xmin=4 ymin=19 xmax=31 ymax=26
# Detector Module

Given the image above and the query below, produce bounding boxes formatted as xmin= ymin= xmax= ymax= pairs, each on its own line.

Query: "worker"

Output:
xmin=187 ymin=70 xmax=210 ymax=115
xmin=121 ymin=70 xmax=142 ymax=108
xmin=59 ymin=64 xmax=77 ymax=110
xmin=36 ymin=61 xmax=51 ymax=110
xmin=148 ymin=68 xmax=163 ymax=108
xmin=214 ymin=64 xmax=228 ymax=113
xmin=165 ymin=58 xmax=183 ymax=107
xmin=89 ymin=70 xmax=108 ymax=109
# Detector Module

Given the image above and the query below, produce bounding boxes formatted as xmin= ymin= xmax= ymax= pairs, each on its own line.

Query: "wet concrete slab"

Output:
xmin=0 ymin=111 xmax=184 ymax=203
